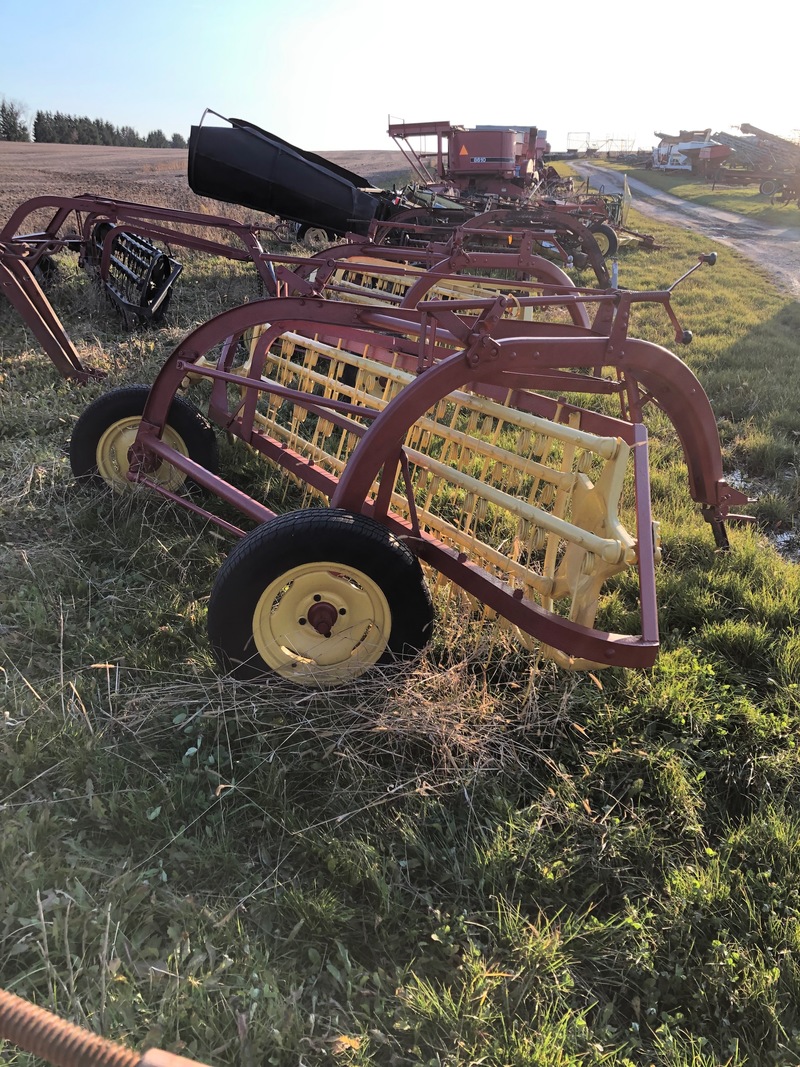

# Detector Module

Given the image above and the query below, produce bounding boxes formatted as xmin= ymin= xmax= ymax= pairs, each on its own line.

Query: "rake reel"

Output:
xmin=88 ymin=222 xmax=182 ymax=326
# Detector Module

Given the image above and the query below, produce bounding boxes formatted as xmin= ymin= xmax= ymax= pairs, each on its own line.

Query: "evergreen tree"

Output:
xmin=15 ymin=103 xmax=180 ymax=149
xmin=0 ymin=98 xmax=30 ymax=141
xmin=119 ymin=126 xmax=141 ymax=147
xmin=145 ymin=129 xmax=169 ymax=148
xmin=33 ymin=110 xmax=56 ymax=142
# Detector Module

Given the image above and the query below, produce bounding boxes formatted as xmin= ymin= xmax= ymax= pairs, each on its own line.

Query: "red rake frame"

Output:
xmin=116 ymin=283 xmax=746 ymax=672
xmin=0 ymin=193 xmax=601 ymax=380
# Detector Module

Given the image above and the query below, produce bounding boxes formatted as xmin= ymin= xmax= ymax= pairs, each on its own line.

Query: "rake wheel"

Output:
xmin=298 ymin=225 xmax=333 ymax=250
xmin=589 ymin=222 xmax=619 ymax=258
xmin=69 ymin=385 xmax=218 ymax=493
xmin=208 ymin=509 xmax=434 ymax=686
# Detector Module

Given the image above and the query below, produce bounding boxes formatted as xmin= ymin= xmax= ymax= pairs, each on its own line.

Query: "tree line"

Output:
xmin=0 ymin=97 xmax=186 ymax=148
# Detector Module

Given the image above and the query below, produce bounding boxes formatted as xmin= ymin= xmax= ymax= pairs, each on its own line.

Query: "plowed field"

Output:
xmin=0 ymin=142 xmax=409 ymax=226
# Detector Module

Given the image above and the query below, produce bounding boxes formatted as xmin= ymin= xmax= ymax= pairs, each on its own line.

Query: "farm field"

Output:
xmin=2 ymin=144 xmax=800 ymax=1066
xmin=0 ymin=142 xmax=411 ymax=224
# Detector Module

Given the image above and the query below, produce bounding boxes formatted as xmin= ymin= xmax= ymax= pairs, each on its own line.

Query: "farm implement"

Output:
xmin=0 ymin=111 xmax=750 ymax=683
xmin=61 ymin=250 xmax=748 ymax=684
xmin=0 ymin=191 xmax=297 ymax=379
xmin=387 ymin=118 xmax=549 ymax=204
xmin=0 ymin=109 xmax=637 ymax=380
xmin=186 ymin=111 xmax=636 ymax=269
xmin=710 ymin=123 xmax=800 ymax=203
xmin=384 ymin=116 xmax=658 ymax=253
xmin=0 ymin=194 xmax=613 ymax=385
xmin=659 ymin=122 xmax=800 ymax=204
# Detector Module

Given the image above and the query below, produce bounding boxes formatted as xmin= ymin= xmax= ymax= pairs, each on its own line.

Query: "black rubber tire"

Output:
xmin=90 ymin=221 xmax=113 ymax=262
xmin=759 ymin=179 xmax=780 ymax=197
xmin=33 ymin=254 xmax=58 ymax=286
xmin=589 ymin=222 xmax=619 ymax=258
xmin=143 ymin=252 xmax=174 ymax=323
xmin=208 ymin=508 xmax=434 ymax=685
xmin=69 ymin=384 xmax=218 ymax=493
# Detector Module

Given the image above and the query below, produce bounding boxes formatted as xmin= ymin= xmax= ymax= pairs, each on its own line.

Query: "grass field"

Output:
xmin=2 ymin=203 xmax=800 ymax=1066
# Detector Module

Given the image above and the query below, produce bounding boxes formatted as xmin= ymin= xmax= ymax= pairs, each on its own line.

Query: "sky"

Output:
xmin=1 ymin=0 xmax=797 ymax=154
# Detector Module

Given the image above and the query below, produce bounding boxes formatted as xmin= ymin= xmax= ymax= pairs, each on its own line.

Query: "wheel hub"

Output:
xmin=305 ymin=599 xmax=339 ymax=636
xmin=252 ymin=562 xmax=392 ymax=682
xmin=96 ymin=416 xmax=189 ymax=492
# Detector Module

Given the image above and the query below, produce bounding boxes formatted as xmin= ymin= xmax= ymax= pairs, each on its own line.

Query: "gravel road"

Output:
xmin=572 ymin=163 xmax=800 ymax=297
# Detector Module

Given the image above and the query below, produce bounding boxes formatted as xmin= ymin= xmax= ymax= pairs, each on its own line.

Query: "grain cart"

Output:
xmin=67 ymin=254 xmax=749 ymax=685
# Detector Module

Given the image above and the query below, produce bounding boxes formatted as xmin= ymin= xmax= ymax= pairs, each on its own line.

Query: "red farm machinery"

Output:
xmin=662 ymin=122 xmax=800 ymax=205
xmin=388 ymin=119 xmax=553 ymax=204
xmin=385 ymin=117 xmax=657 ymax=255
xmin=711 ymin=123 xmax=800 ymax=204
xmin=0 ymin=110 xmax=750 ymax=686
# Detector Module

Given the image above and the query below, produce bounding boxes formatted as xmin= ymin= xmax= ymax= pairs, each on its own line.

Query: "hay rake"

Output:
xmin=88 ymin=222 xmax=182 ymax=327
xmin=67 ymin=254 xmax=749 ymax=685
xmin=0 ymin=192 xmax=600 ymax=382
xmin=0 ymin=193 xmax=282 ymax=381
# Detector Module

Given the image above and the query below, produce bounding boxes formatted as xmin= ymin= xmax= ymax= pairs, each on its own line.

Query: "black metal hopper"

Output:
xmin=188 ymin=115 xmax=391 ymax=236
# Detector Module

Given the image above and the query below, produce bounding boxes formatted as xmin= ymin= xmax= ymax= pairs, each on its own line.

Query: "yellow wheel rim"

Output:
xmin=95 ymin=416 xmax=189 ymax=492
xmin=304 ymin=227 xmax=330 ymax=249
xmin=252 ymin=561 xmax=392 ymax=684
xmin=591 ymin=228 xmax=611 ymax=256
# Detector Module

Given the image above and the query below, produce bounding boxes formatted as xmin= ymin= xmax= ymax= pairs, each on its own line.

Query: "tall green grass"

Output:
xmin=1 ymin=220 xmax=799 ymax=1065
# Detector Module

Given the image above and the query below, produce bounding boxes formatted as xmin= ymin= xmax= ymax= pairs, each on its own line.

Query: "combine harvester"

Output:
xmin=0 ymin=111 xmax=750 ymax=684
xmin=388 ymin=118 xmax=553 ymax=203
xmin=387 ymin=116 xmax=658 ymax=255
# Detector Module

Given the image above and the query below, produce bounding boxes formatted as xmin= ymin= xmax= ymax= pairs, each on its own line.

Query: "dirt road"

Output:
xmin=572 ymin=162 xmax=800 ymax=297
